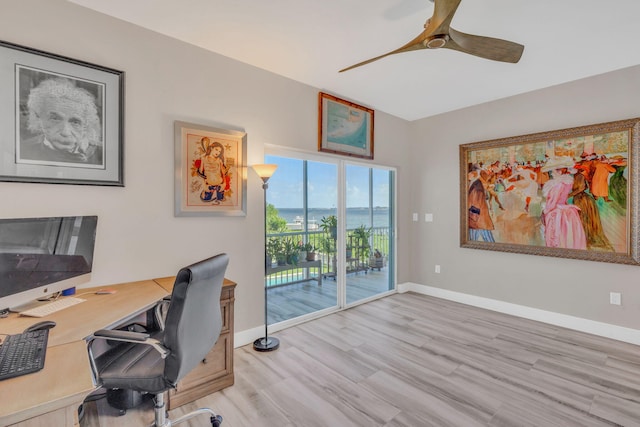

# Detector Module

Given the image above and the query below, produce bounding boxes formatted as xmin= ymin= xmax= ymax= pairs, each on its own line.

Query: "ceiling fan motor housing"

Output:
xmin=425 ymin=34 xmax=449 ymax=49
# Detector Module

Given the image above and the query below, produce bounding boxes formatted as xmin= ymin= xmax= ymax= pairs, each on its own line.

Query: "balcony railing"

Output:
xmin=265 ymin=226 xmax=389 ymax=288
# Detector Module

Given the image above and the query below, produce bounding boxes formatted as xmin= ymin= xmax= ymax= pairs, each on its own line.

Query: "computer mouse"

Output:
xmin=24 ymin=320 xmax=57 ymax=333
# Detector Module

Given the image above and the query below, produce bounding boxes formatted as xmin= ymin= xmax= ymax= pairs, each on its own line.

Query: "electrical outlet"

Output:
xmin=412 ymin=213 xmax=418 ymax=221
xmin=435 ymin=265 xmax=441 ymax=273
xmin=610 ymin=292 xmax=621 ymax=305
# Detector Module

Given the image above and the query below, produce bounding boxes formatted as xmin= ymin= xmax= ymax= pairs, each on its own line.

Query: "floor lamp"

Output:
xmin=252 ymin=164 xmax=280 ymax=352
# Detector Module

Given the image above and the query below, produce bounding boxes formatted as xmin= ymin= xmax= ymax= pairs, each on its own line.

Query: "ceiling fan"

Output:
xmin=339 ymin=0 xmax=524 ymax=73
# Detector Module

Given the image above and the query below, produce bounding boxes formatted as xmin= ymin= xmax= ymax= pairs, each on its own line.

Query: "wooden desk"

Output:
xmin=0 ymin=341 xmax=93 ymax=426
xmin=0 ymin=276 xmax=236 ymax=426
xmin=0 ymin=280 xmax=168 ymax=426
xmin=1 ymin=280 xmax=167 ymax=347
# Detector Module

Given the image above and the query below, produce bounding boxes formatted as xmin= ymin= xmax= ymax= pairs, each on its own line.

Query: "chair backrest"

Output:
xmin=162 ymin=253 xmax=229 ymax=385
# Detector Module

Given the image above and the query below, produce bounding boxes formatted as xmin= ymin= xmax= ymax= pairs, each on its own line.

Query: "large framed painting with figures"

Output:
xmin=460 ymin=117 xmax=640 ymax=265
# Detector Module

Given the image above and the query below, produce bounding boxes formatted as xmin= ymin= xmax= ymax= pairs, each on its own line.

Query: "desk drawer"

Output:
xmin=166 ymin=284 xmax=235 ymax=410
xmin=167 ymin=332 xmax=233 ymax=409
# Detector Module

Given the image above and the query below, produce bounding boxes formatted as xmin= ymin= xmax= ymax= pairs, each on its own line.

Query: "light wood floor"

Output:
xmin=80 ymin=292 xmax=640 ymax=426
xmin=268 ymin=268 xmax=392 ymax=324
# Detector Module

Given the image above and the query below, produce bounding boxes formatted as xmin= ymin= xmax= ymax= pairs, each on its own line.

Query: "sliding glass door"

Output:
xmin=264 ymin=152 xmax=395 ymax=325
xmin=345 ymin=165 xmax=395 ymax=305
xmin=264 ymin=155 xmax=338 ymax=324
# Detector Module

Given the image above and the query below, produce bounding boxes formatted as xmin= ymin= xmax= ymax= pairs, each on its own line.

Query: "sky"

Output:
xmin=264 ymin=156 xmax=390 ymax=209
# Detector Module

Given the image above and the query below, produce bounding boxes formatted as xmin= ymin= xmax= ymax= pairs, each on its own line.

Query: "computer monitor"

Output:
xmin=0 ymin=215 xmax=98 ymax=311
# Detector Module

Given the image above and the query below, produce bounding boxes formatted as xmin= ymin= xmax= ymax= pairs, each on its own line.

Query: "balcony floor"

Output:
xmin=267 ymin=268 xmax=391 ymax=324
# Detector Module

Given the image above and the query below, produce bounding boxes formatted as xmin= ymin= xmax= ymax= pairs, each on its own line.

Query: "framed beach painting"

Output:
xmin=318 ymin=92 xmax=374 ymax=160
xmin=0 ymin=40 xmax=124 ymax=186
xmin=174 ymin=121 xmax=247 ymax=217
xmin=460 ymin=117 xmax=640 ymax=265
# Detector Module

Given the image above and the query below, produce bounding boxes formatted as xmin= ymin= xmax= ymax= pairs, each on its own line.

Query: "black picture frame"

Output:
xmin=0 ymin=40 xmax=124 ymax=186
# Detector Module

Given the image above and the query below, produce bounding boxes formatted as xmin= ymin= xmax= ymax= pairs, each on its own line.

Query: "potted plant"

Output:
xmin=266 ymin=237 xmax=279 ymax=267
xmin=283 ymin=237 xmax=299 ymax=265
xmin=301 ymin=242 xmax=317 ymax=261
xmin=295 ymin=239 xmax=307 ymax=261
xmin=370 ymin=248 xmax=384 ymax=270
xmin=320 ymin=215 xmax=337 ymax=240
xmin=270 ymin=238 xmax=286 ymax=266
xmin=353 ymin=225 xmax=371 ymax=268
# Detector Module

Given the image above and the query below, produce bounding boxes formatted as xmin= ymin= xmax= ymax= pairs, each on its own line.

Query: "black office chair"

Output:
xmin=87 ymin=253 xmax=229 ymax=427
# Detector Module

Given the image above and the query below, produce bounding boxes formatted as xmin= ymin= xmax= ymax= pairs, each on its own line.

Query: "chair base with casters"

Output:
xmin=152 ymin=392 xmax=222 ymax=427
xmin=87 ymin=254 xmax=229 ymax=427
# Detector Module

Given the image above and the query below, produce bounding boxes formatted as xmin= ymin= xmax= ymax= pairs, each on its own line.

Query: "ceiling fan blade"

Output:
xmin=339 ymin=32 xmax=428 ymax=73
xmin=340 ymin=0 xmax=464 ymax=73
xmin=341 ymin=0 xmax=524 ymax=72
xmin=445 ymin=28 xmax=524 ymax=63
xmin=339 ymin=53 xmax=397 ymax=73
xmin=429 ymin=0 xmax=462 ymax=34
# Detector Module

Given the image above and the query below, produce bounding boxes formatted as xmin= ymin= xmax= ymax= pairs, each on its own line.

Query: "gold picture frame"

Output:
xmin=174 ymin=121 xmax=247 ymax=217
xmin=460 ymin=117 xmax=639 ymax=265
xmin=318 ymin=92 xmax=374 ymax=160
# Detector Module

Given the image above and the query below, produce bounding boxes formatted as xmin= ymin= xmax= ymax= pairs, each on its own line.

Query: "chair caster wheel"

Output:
xmin=211 ymin=414 xmax=223 ymax=426
xmin=118 ymin=409 xmax=126 ymax=416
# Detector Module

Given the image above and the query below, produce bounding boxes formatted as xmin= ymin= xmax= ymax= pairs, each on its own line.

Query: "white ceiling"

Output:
xmin=68 ymin=0 xmax=640 ymax=121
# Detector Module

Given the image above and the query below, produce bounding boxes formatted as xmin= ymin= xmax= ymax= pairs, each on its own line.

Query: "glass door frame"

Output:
xmin=265 ymin=146 xmax=397 ymax=329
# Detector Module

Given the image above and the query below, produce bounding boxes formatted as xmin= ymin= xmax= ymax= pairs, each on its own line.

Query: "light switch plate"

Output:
xmin=610 ymin=292 xmax=621 ymax=305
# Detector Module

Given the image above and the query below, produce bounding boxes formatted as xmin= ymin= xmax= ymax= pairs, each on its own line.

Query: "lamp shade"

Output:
xmin=252 ymin=164 xmax=278 ymax=183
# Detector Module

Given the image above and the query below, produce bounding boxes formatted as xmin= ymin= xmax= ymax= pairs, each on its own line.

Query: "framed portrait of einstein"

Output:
xmin=0 ymin=40 xmax=124 ymax=186
xmin=174 ymin=121 xmax=247 ymax=217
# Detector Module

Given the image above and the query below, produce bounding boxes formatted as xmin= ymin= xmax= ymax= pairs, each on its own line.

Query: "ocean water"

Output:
xmin=276 ymin=207 xmax=390 ymax=229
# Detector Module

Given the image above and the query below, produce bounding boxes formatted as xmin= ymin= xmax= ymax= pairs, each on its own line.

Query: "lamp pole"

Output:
xmin=252 ymin=164 xmax=279 ymax=352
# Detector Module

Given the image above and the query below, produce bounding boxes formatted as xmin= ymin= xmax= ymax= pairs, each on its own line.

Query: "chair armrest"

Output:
xmin=86 ymin=328 xmax=170 ymax=386
xmin=89 ymin=330 xmax=168 ymax=358
xmin=93 ymin=329 xmax=150 ymax=341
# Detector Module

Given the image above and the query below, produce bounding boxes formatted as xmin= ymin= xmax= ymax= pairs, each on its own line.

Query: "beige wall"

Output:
xmin=0 ymin=0 xmax=411 ymax=334
xmin=410 ymin=65 xmax=640 ymax=330
xmin=3 ymin=0 xmax=638 ymax=337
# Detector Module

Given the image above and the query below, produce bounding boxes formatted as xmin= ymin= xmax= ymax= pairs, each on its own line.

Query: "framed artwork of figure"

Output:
xmin=174 ymin=121 xmax=247 ymax=217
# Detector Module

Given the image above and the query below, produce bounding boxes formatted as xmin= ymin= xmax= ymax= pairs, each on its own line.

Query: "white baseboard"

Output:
xmin=234 ymin=326 xmax=264 ymax=348
xmin=233 ymin=308 xmax=336 ymax=348
xmin=398 ymin=282 xmax=640 ymax=346
xmin=234 ymin=282 xmax=640 ymax=347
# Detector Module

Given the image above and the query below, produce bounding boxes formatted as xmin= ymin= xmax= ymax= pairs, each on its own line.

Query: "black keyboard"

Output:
xmin=0 ymin=329 xmax=49 ymax=381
